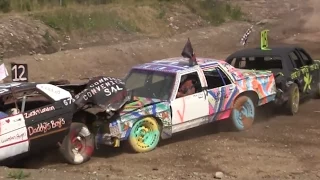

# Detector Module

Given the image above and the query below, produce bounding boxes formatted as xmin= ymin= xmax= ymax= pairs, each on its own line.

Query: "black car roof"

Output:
xmin=0 ymin=82 xmax=38 ymax=96
xmin=226 ymin=45 xmax=302 ymax=59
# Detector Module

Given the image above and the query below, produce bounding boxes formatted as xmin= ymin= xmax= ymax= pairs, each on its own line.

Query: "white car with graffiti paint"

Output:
xmin=0 ymin=82 xmax=94 ymax=166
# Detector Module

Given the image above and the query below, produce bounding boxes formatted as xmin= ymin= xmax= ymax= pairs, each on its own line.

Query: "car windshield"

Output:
xmin=124 ymin=69 xmax=175 ymax=100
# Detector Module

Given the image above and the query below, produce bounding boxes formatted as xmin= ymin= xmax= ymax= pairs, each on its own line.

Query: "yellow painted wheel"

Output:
xmin=128 ymin=117 xmax=160 ymax=153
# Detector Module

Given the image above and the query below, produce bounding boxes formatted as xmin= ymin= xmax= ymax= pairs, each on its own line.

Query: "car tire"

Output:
xmin=314 ymin=82 xmax=320 ymax=99
xmin=59 ymin=122 xmax=94 ymax=165
xmin=128 ymin=117 xmax=161 ymax=153
xmin=285 ymin=83 xmax=299 ymax=115
xmin=229 ymin=95 xmax=255 ymax=131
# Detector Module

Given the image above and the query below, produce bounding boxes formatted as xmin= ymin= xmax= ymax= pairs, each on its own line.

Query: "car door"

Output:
xmin=21 ymin=88 xmax=72 ymax=151
xmin=0 ymin=113 xmax=29 ymax=161
xmin=203 ymin=66 xmax=236 ymax=122
xmin=170 ymin=70 xmax=209 ymax=133
xmin=296 ymin=48 xmax=319 ymax=94
xmin=288 ymin=50 xmax=307 ymax=94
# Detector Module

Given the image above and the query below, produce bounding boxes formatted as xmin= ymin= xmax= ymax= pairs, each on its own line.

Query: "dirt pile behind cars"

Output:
xmin=0 ymin=15 xmax=61 ymax=58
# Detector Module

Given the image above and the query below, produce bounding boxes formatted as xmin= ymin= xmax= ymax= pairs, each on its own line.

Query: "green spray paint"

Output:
xmin=303 ymin=73 xmax=312 ymax=92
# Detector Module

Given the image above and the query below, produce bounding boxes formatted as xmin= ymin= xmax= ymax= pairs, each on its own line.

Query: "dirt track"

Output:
xmin=1 ymin=0 xmax=320 ymax=179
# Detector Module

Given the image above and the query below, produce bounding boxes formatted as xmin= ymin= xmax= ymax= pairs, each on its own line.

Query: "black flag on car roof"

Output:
xmin=181 ymin=38 xmax=197 ymax=66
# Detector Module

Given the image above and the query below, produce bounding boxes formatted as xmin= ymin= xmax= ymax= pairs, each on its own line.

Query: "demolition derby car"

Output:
xmin=226 ymin=30 xmax=320 ymax=115
xmin=58 ymin=39 xmax=277 ymax=154
xmin=0 ymin=81 xmax=94 ymax=165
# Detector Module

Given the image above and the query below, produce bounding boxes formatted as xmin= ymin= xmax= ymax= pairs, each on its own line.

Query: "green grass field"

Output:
xmin=0 ymin=0 xmax=244 ymax=35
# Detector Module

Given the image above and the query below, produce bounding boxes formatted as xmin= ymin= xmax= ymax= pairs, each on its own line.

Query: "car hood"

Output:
xmin=72 ymin=75 xmax=165 ymax=114
xmin=119 ymin=96 xmax=163 ymax=114
xmin=73 ymin=76 xmax=129 ymax=112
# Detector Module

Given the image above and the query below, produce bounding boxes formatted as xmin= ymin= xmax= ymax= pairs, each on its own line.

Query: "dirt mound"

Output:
xmin=0 ymin=15 xmax=61 ymax=58
xmin=0 ymin=0 xmax=248 ymax=59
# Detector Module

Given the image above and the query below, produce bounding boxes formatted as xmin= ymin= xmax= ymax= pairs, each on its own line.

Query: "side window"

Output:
xmin=21 ymin=90 xmax=53 ymax=112
xmin=289 ymin=51 xmax=304 ymax=68
xmin=246 ymin=57 xmax=259 ymax=69
xmin=1 ymin=89 xmax=53 ymax=117
xmin=217 ymin=68 xmax=231 ymax=85
xmin=248 ymin=57 xmax=255 ymax=61
xmin=176 ymin=72 xmax=202 ymax=98
xmin=229 ymin=57 xmax=246 ymax=68
xmin=239 ymin=57 xmax=246 ymax=68
xmin=229 ymin=58 xmax=236 ymax=67
xmin=204 ymin=67 xmax=231 ymax=89
xmin=298 ymin=50 xmax=312 ymax=65
xmin=264 ymin=56 xmax=283 ymax=69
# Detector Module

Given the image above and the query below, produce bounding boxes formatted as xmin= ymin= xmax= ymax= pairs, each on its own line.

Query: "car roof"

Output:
xmin=226 ymin=45 xmax=302 ymax=60
xmin=0 ymin=82 xmax=38 ymax=95
xmin=0 ymin=82 xmax=73 ymax=102
xmin=131 ymin=57 xmax=225 ymax=73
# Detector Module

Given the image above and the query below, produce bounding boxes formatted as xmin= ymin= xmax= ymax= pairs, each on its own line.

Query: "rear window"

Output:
xmin=230 ymin=56 xmax=283 ymax=70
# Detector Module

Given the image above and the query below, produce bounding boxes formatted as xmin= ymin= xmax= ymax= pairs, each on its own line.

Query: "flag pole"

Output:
xmin=240 ymin=25 xmax=253 ymax=48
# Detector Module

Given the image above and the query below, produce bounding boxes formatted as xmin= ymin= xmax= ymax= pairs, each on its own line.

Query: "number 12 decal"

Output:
xmin=11 ymin=63 xmax=28 ymax=82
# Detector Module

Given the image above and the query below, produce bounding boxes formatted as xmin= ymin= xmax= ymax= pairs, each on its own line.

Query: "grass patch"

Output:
xmin=32 ymin=8 xmax=140 ymax=33
xmin=0 ymin=0 xmax=243 ymax=36
xmin=7 ymin=170 xmax=31 ymax=179
xmin=43 ymin=30 xmax=53 ymax=45
xmin=157 ymin=7 xmax=166 ymax=19
xmin=0 ymin=0 xmax=116 ymax=12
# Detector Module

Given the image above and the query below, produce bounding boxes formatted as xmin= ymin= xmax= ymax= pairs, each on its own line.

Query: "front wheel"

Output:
xmin=128 ymin=117 xmax=161 ymax=153
xmin=59 ymin=122 xmax=94 ymax=165
xmin=229 ymin=95 xmax=255 ymax=131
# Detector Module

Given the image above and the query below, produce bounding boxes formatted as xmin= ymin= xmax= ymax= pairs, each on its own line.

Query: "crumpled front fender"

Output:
xmin=109 ymin=101 xmax=172 ymax=140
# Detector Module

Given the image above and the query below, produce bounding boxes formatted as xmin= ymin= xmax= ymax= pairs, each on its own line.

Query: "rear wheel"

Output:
xmin=285 ymin=83 xmax=299 ymax=115
xmin=59 ymin=123 xmax=94 ymax=165
xmin=128 ymin=117 xmax=160 ymax=153
xmin=229 ymin=95 xmax=255 ymax=131
xmin=314 ymin=82 xmax=320 ymax=98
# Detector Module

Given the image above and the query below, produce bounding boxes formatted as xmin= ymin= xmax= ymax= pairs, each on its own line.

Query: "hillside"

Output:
xmin=0 ymin=0 xmax=245 ymax=58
